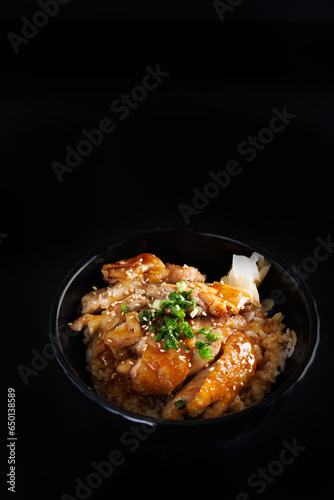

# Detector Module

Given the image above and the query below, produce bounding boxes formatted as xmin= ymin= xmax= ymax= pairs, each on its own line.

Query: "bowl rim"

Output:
xmin=50 ymin=226 xmax=320 ymax=428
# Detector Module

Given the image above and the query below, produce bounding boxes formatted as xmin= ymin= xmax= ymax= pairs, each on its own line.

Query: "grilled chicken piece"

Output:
xmin=223 ymin=314 xmax=248 ymax=330
xmin=104 ymin=312 xmax=143 ymax=353
xmin=102 ymin=253 xmax=169 ymax=284
xmin=71 ymin=292 xmax=148 ymax=336
xmin=146 ymin=281 xmax=253 ymax=317
xmin=191 ymin=332 xmax=257 ymax=419
xmin=162 ymin=332 xmax=257 ymax=420
xmin=162 ymin=369 xmax=210 ymax=420
xmin=81 ymin=286 xmax=111 ymax=314
xmin=166 ymin=263 xmax=206 ymax=284
xmin=191 ymin=282 xmax=253 ymax=316
xmin=81 ymin=279 xmax=148 ymax=314
xmin=70 ymin=313 xmax=112 ymax=338
xmin=130 ymin=334 xmax=192 ymax=397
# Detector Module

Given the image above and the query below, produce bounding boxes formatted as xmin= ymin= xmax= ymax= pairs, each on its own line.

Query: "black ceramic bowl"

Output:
xmin=50 ymin=228 xmax=319 ymax=444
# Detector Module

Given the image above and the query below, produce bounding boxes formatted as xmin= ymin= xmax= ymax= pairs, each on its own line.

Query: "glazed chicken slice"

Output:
xmin=189 ymin=332 xmax=257 ymax=419
xmin=102 ymin=253 xmax=169 ymax=284
xmin=130 ymin=334 xmax=192 ymax=397
xmin=81 ymin=279 xmax=148 ymax=314
xmin=81 ymin=286 xmax=111 ymax=314
xmin=162 ymin=332 xmax=257 ymax=420
xmin=104 ymin=311 xmax=143 ymax=353
xmin=71 ymin=292 xmax=148 ymax=337
xmin=165 ymin=263 xmax=206 ymax=284
xmin=70 ymin=312 xmax=112 ymax=340
xmin=147 ymin=281 xmax=253 ymax=317
xmin=81 ymin=253 xmax=169 ymax=314
xmin=182 ymin=281 xmax=254 ymax=316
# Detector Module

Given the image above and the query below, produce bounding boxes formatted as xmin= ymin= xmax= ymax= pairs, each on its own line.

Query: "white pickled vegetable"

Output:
xmin=221 ymin=252 xmax=271 ymax=303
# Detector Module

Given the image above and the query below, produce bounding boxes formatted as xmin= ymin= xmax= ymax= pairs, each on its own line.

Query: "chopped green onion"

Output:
xmin=146 ymin=282 xmax=199 ymax=351
xmin=176 ymin=279 xmax=187 ymax=293
xmin=190 ymin=307 xmax=199 ymax=318
xmin=120 ymin=304 xmax=130 ymax=314
xmin=152 ymin=299 xmax=163 ymax=310
xmin=164 ymin=331 xmax=179 ymax=350
xmin=139 ymin=309 xmax=152 ymax=323
xmin=174 ymin=398 xmax=186 ymax=409
xmin=195 ymin=340 xmax=214 ymax=359
xmin=178 ymin=321 xmax=194 ymax=338
xmin=170 ymin=304 xmax=186 ymax=320
xmin=195 ymin=327 xmax=222 ymax=359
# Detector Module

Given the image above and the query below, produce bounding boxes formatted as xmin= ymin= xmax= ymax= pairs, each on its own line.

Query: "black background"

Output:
xmin=2 ymin=1 xmax=334 ymax=499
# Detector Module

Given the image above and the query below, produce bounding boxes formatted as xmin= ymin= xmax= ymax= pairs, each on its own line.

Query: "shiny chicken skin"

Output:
xmin=130 ymin=334 xmax=192 ymax=397
xmin=102 ymin=253 xmax=169 ymax=284
xmin=70 ymin=252 xmax=259 ymax=419
xmin=146 ymin=281 xmax=253 ymax=317
xmin=166 ymin=263 xmax=206 ymax=284
xmin=162 ymin=332 xmax=257 ymax=420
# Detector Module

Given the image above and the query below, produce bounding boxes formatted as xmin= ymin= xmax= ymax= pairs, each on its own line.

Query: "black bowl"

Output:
xmin=50 ymin=227 xmax=319 ymax=445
